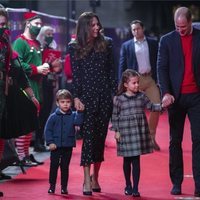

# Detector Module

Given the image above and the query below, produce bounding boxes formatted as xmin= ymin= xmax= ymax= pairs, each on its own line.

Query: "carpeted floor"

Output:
xmin=0 ymin=112 xmax=195 ymax=199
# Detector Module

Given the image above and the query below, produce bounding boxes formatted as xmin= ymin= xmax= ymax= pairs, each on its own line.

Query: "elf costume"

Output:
xmin=12 ymin=13 xmax=43 ymax=102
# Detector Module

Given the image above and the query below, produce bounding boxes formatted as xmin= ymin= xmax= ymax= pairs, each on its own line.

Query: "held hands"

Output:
xmin=114 ymin=131 xmax=121 ymax=142
xmin=49 ymin=143 xmax=57 ymax=151
xmin=161 ymin=93 xmax=175 ymax=108
xmin=37 ymin=63 xmax=50 ymax=75
xmin=74 ymin=98 xmax=85 ymax=111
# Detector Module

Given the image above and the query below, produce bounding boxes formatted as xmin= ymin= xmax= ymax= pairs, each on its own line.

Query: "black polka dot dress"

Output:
xmin=69 ymin=39 xmax=117 ymax=166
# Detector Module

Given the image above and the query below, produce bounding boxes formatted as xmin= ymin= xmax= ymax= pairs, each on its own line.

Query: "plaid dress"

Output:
xmin=111 ymin=92 xmax=162 ymax=157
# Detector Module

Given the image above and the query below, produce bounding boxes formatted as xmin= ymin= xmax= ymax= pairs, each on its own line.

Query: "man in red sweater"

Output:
xmin=157 ymin=6 xmax=200 ymax=197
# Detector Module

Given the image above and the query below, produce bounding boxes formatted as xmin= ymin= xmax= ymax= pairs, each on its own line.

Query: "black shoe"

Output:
xmin=34 ymin=145 xmax=49 ymax=152
xmin=61 ymin=188 xmax=68 ymax=194
xmin=29 ymin=154 xmax=44 ymax=165
xmin=195 ymin=190 xmax=200 ymax=197
xmin=48 ymin=185 xmax=55 ymax=194
xmin=0 ymin=172 xmax=12 ymax=180
xmin=83 ymin=191 xmax=92 ymax=196
xmin=92 ymin=188 xmax=101 ymax=192
xmin=132 ymin=191 xmax=140 ymax=197
xmin=124 ymin=185 xmax=132 ymax=195
xmin=171 ymin=185 xmax=181 ymax=195
xmin=0 ymin=191 xmax=3 ymax=197
xmin=83 ymin=184 xmax=92 ymax=196
xmin=22 ymin=157 xmax=38 ymax=167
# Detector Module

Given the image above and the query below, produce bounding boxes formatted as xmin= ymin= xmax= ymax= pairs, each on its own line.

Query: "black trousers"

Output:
xmin=168 ymin=93 xmax=200 ymax=190
xmin=49 ymin=147 xmax=72 ymax=188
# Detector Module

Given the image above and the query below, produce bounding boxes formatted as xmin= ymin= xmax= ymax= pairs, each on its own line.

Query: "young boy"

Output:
xmin=45 ymin=89 xmax=83 ymax=195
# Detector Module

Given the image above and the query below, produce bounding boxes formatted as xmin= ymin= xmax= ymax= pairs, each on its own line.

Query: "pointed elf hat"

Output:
xmin=24 ymin=12 xmax=40 ymax=21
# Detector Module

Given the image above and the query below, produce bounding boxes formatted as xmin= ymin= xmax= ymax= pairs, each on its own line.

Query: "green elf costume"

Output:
xmin=12 ymin=12 xmax=43 ymax=102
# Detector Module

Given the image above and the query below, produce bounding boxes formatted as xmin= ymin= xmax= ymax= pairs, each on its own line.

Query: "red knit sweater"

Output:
xmin=180 ymin=34 xmax=199 ymax=93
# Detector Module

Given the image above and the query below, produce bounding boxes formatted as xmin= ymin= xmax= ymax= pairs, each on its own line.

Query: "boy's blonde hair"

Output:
xmin=56 ymin=89 xmax=73 ymax=102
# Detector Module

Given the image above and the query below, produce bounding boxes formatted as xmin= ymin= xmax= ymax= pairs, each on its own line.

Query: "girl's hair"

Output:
xmin=56 ymin=89 xmax=73 ymax=102
xmin=117 ymin=69 xmax=140 ymax=95
xmin=36 ymin=25 xmax=57 ymax=49
xmin=73 ymin=11 xmax=107 ymax=59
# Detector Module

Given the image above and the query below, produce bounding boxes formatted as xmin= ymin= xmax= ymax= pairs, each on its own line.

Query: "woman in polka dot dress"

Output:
xmin=69 ymin=12 xmax=117 ymax=195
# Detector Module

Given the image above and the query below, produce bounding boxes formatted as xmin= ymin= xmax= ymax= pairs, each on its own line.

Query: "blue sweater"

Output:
xmin=44 ymin=108 xmax=83 ymax=147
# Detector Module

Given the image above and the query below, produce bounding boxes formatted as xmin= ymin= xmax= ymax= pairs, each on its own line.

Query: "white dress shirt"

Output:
xmin=134 ymin=37 xmax=151 ymax=74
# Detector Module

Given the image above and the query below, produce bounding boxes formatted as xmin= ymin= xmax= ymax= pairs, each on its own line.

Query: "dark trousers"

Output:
xmin=49 ymin=147 xmax=72 ymax=188
xmin=168 ymin=93 xmax=200 ymax=190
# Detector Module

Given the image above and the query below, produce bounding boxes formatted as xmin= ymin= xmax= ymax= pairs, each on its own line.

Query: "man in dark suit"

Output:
xmin=157 ymin=7 xmax=200 ymax=197
xmin=118 ymin=20 xmax=161 ymax=151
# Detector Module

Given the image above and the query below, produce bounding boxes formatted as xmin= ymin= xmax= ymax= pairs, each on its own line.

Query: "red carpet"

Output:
xmin=0 ymin=112 xmax=194 ymax=199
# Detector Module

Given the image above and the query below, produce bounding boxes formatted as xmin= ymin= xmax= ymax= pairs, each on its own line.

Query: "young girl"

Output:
xmin=111 ymin=69 xmax=163 ymax=197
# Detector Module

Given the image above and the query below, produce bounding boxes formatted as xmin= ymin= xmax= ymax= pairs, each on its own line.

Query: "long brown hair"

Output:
xmin=117 ymin=69 xmax=140 ymax=95
xmin=72 ymin=12 xmax=107 ymax=59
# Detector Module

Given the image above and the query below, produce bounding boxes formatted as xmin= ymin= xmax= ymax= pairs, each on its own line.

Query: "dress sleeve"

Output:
xmin=143 ymin=93 xmax=162 ymax=112
xmin=12 ymin=38 xmax=38 ymax=77
xmin=68 ymin=44 xmax=82 ymax=98
xmin=111 ymin=96 xmax=121 ymax=131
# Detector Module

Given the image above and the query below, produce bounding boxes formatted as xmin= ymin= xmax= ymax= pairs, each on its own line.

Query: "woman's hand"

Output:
xmin=31 ymin=96 xmax=40 ymax=115
xmin=74 ymin=98 xmax=85 ymax=111
xmin=23 ymin=87 xmax=40 ymax=114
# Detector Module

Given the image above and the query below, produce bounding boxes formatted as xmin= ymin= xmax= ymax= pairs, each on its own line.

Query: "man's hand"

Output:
xmin=37 ymin=63 xmax=50 ymax=75
xmin=49 ymin=143 xmax=57 ymax=151
xmin=162 ymin=93 xmax=175 ymax=108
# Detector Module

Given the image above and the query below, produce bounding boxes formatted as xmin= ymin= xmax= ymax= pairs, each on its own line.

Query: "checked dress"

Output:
xmin=111 ymin=92 xmax=162 ymax=157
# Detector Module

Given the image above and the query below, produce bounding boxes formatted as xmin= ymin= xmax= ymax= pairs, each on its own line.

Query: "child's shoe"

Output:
xmin=48 ymin=185 xmax=55 ymax=194
xmin=61 ymin=187 xmax=68 ymax=194
xmin=132 ymin=189 xmax=140 ymax=197
xmin=132 ymin=191 xmax=140 ymax=197
xmin=124 ymin=185 xmax=132 ymax=195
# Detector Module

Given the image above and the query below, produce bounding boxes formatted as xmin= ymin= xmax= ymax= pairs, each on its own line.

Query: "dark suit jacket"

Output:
xmin=118 ymin=37 xmax=158 ymax=82
xmin=157 ymin=28 xmax=200 ymax=100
